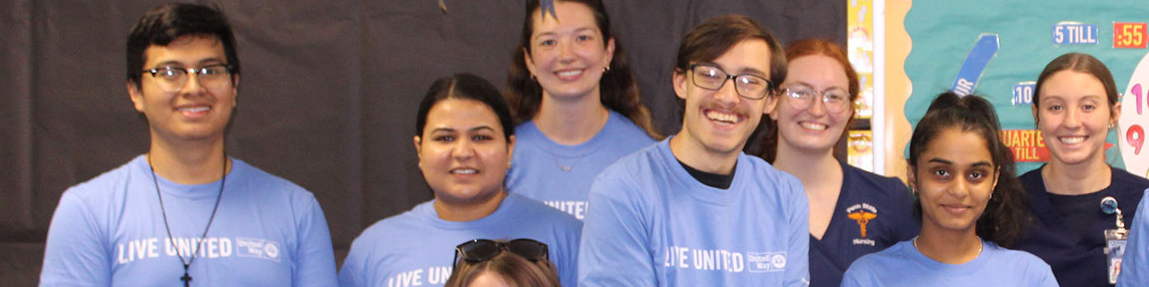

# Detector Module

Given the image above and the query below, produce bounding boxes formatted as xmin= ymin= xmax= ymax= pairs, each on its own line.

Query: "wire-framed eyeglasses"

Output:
xmin=781 ymin=85 xmax=852 ymax=113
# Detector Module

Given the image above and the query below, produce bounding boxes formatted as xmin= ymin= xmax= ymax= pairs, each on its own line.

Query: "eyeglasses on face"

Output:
xmin=687 ymin=63 xmax=773 ymax=100
xmin=453 ymin=238 xmax=549 ymax=264
xmin=781 ymin=85 xmax=852 ymax=113
xmin=142 ymin=63 xmax=234 ymax=93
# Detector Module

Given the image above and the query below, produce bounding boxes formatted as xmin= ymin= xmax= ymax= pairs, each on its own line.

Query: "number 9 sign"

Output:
xmin=1121 ymin=51 xmax=1149 ymax=179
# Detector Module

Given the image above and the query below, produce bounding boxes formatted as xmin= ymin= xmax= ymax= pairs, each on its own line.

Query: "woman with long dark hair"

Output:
xmin=841 ymin=92 xmax=1055 ymax=287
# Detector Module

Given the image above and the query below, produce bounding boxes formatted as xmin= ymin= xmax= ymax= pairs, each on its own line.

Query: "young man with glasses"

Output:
xmin=39 ymin=3 xmax=338 ymax=286
xmin=578 ymin=15 xmax=809 ymax=287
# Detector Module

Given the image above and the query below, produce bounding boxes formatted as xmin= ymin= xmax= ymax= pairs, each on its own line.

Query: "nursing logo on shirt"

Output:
xmin=846 ymin=203 xmax=878 ymax=246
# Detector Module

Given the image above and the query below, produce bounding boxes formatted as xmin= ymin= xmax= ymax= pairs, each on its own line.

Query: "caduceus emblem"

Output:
xmin=847 ymin=210 xmax=877 ymax=238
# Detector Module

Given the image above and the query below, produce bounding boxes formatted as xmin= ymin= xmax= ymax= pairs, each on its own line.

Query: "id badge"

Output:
xmin=1101 ymin=196 xmax=1128 ymax=285
xmin=1105 ymin=229 xmax=1128 ymax=284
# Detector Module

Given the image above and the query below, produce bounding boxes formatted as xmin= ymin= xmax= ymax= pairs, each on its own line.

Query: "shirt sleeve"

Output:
xmin=337 ymin=240 xmax=366 ymax=287
xmin=839 ymin=263 xmax=876 ymax=287
xmin=293 ymin=194 xmax=339 ymax=287
xmin=784 ymin=177 xmax=811 ymax=287
xmin=578 ymin=172 xmax=655 ymax=287
xmin=39 ymin=191 xmax=111 ymax=287
xmin=1117 ymin=189 xmax=1149 ymax=287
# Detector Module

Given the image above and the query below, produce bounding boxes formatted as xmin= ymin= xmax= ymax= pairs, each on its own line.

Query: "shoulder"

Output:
xmin=843 ymin=163 xmax=909 ymax=196
xmin=231 ymin=159 xmax=317 ymax=201
xmin=985 ymin=244 xmax=1052 ymax=271
xmin=1111 ymin=167 xmax=1149 ymax=190
xmin=1018 ymin=168 xmax=1045 ymax=192
xmin=505 ymin=194 xmax=582 ymax=228
xmin=740 ymin=154 xmax=803 ymax=191
xmin=351 ymin=202 xmax=432 ymax=248
xmin=62 ymin=157 xmax=142 ymax=203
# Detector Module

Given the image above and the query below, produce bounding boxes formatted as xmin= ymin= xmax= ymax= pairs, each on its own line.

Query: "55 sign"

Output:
xmin=1114 ymin=22 xmax=1147 ymax=49
xmin=1120 ymin=51 xmax=1149 ymax=179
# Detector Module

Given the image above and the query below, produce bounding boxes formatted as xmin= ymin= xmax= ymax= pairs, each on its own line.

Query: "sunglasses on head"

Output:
xmin=453 ymin=238 xmax=549 ymax=264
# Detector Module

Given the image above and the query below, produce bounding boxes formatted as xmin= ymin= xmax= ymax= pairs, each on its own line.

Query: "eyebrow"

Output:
xmin=429 ymin=126 xmax=496 ymax=133
xmin=700 ymin=62 xmax=766 ymax=77
xmin=150 ymin=58 xmax=225 ymax=68
xmin=533 ymin=27 xmax=599 ymax=40
xmin=926 ymin=158 xmax=994 ymax=168
xmin=787 ymin=81 xmax=847 ymax=91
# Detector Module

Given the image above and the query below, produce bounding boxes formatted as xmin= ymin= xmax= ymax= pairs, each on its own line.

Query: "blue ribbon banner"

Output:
xmin=952 ymin=34 xmax=1000 ymax=96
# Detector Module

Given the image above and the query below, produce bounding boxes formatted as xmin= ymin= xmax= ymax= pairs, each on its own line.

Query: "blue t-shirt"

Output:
xmin=841 ymin=240 xmax=1058 ymax=287
xmin=1117 ymin=188 xmax=1149 ymax=287
xmin=578 ymin=138 xmax=810 ymax=287
xmin=506 ymin=110 xmax=655 ymax=220
xmin=1016 ymin=166 xmax=1149 ymax=287
xmin=809 ymin=161 xmax=918 ymax=287
xmin=39 ymin=155 xmax=337 ymax=287
xmin=338 ymin=193 xmax=582 ymax=287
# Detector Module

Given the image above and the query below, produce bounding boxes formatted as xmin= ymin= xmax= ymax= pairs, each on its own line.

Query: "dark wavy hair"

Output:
xmin=416 ymin=73 xmax=516 ymax=141
xmin=127 ymin=3 xmax=240 ymax=89
xmin=908 ymin=91 xmax=1031 ymax=248
xmin=506 ymin=0 xmax=661 ymax=139
xmin=750 ymin=38 xmax=857 ymax=162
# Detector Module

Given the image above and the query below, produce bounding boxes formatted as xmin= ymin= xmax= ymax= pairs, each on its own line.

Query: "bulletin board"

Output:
xmin=901 ymin=0 xmax=1149 ymax=178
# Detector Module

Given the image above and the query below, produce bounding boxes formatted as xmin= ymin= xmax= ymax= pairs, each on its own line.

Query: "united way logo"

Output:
xmin=746 ymin=252 xmax=786 ymax=273
xmin=846 ymin=203 xmax=878 ymax=240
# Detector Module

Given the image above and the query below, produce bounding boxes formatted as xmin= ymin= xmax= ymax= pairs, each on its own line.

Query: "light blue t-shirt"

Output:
xmin=39 ymin=155 xmax=338 ymax=287
xmin=578 ymin=138 xmax=810 ymax=287
xmin=1118 ymin=188 xmax=1149 ymax=287
xmin=841 ymin=240 xmax=1059 ymax=287
xmin=338 ymin=193 xmax=582 ymax=287
xmin=506 ymin=110 xmax=655 ymax=220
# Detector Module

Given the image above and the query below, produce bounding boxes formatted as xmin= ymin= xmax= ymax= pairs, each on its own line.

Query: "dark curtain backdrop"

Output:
xmin=0 ymin=0 xmax=843 ymax=284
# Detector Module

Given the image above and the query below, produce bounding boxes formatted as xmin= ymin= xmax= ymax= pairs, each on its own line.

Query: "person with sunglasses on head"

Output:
xmin=504 ymin=0 xmax=660 ymax=221
xmin=578 ymin=15 xmax=809 ymax=287
xmin=841 ymin=92 xmax=1055 ymax=287
xmin=1013 ymin=53 xmax=1149 ymax=287
xmin=338 ymin=74 xmax=582 ymax=287
xmin=754 ymin=39 xmax=918 ymax=287
xmin=444 ymin=239 xmax=562 ymax=287
xmin=39 ymin=3 xmax=338 ymax=287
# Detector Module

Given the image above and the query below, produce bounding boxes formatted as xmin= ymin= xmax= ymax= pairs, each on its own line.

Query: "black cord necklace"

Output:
xmin=148 ymin=153 xmax=226 ymax=287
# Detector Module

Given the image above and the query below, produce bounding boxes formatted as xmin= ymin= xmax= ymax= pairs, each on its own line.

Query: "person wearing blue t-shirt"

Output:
xmin=503 ymin=0 xmax=659 ymax=220
xmin=842 ymin=92 xmax=1056 ymax=287
xmin=754 ymin=38 xmax=917 ymax=287
xmin=338 ymin=74 xmax=582 ymax=287
xmin=1117 ymin=189 xmax=1149 ymax=287
xmin=1014 ymin=53 xmax=1149 ymax=287
xmin=39 ymin=4 xmax=337 ymax=286
xmin=578 ymin=15 xmax=809 ymax=287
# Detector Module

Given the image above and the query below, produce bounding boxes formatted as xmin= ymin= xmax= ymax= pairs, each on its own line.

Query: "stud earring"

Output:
xmin=603 ymin=66 xmax=610 ymax=73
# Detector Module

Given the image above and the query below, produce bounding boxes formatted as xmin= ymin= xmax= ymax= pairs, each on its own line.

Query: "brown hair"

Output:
xmin=506 ymin=0 xmax=661 ymax=139
xmin=443 ymin=249 xmax=561 ymax=287
xmin=674 ymin=14 xmax=787 ymax=88
xmin=751 ymin=38 xmax=857 ymax=162
xmin=1033 ymin=52 xmax=1119 ymax=111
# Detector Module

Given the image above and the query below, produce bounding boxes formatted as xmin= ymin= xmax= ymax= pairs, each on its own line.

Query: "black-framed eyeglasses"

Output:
xmin=453 ymin=238 xmax=549 ymax=264
xmin=688 ymin=63 xmax=774 ymax=100
xmin=781 ymin=85 xmax=852 ymax=113
xmin=142 ymin=63 xmax=234 ymax=93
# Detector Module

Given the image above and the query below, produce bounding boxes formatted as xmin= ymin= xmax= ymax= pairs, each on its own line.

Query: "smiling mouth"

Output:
xmin=940 ymin=204 xmax=970 ymax=214
xmin=1058 ymin=136 xmax=1087 ymax=144
xmin=450 ymin=168 xmax=478 ymax=175
xmin=799 ymin=122 xmax=827 ymax=131
xmin=705 ymin=110 xmax=742 ymax=126
xmin=554 ymin=69 xmax=585 ymax=80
